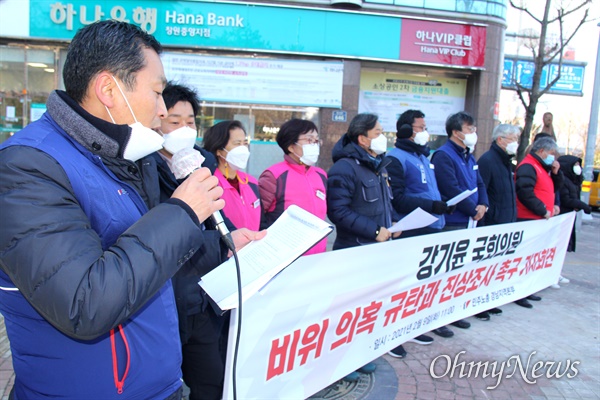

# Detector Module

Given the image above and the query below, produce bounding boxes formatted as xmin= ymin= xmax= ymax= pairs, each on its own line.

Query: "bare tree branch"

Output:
xmin=509 ymin=0 xmax=542 ymax=24
xmin=547 ymin=0 xmax=592 ymax=24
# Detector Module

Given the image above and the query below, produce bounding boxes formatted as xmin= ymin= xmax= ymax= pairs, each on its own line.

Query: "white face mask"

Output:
xmin=224 ymin=145 xmax=250 ymax=170
xmin=462 ymin=133 xmax=478 ymax=147
xmin=414 ymin=130 xmax=430 ymax=146
xmin=505 ymin=141 xmax=518 ymax=155
xmin=369 ymin=134 xmax=388 ymax=155
xmin=162 ymin=126 xmax=197 ymax=155
xmin=573 ymin=165 xmax=582 ymax=175
xmin=298 ymin=143 xmax=320 ymax=166
xmin=104 ymin=75 xmax=164 ymax=162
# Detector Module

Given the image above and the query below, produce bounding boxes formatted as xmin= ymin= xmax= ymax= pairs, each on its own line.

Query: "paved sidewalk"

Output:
xmin=1 ymin=214 xmax=598 ymax=399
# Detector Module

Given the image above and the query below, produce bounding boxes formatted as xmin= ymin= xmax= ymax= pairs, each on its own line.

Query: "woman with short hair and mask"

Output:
xmin=258 ymin=118 xmax=328 ymax=255
xmin=204 ymin=120 xmax=261 ymax=231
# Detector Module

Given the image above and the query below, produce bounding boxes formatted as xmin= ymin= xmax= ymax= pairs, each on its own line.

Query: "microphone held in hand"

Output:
xmin=211 ymin=211 xmax=235 ymax=251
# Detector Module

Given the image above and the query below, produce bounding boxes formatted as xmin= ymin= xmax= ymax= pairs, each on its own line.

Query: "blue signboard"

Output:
xmin=502 ymin=57 xmax=586 ymax=96
xmin=332 ymin=110 xmax=347 ymax=122
xmin=548 ymin=64 xmax=585 ymax=94
xmin=514 ymin=60 xmax=548 ymax=89
xmin=502 ymin=59 xmax=514 ymax=87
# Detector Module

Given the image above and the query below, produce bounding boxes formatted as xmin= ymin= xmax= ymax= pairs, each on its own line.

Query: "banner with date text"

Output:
xmin=223 ymin=213 xmax=575 ymax=399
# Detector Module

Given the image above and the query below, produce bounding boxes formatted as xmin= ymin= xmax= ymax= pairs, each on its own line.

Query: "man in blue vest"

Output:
xmin=430 ymin=111 xmax=490 ymax=332
xmin=0 ymin=20 xmax=261 ymax=400
xmin=385 ymin=109 xmax=459 ymax=352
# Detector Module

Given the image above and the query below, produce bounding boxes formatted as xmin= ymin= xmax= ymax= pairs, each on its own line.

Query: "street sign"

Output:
xmin=502 ymin=56 xmax=586 ymax=96
xmin=547 ymin=64 xmax=585 ymax=94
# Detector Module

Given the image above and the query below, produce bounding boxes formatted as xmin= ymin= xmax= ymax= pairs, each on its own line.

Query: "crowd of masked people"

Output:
xmin=0 ymin=20 xmax=592 ymax=400
xmin=153 ymin=80 xmax=591 ymax=389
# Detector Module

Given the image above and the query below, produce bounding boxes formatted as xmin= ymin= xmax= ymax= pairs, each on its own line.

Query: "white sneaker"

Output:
xmin=559 ymin=276 xmax=570 ymax=284
xmin=551 ymin=283 xmax=560 ymax=289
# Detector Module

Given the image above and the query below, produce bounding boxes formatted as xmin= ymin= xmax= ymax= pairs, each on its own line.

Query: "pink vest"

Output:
xmin=215 ymin=169 xmax=261 ymax=231
xmin=264 ymin=161 xmax=328 ymax=255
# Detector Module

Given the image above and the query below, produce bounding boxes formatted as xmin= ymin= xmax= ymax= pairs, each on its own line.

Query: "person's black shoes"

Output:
xmin=527 ymin=294 xmax=542 ymax=301
xmin=432 ymin=326 xmax=454 ymax=338
xmin=408 ymin=334 xmax=434 ymax=345
xmin=488 ymin=307 xmax=503 ymax=315
xmin=387 ymin=345 xmax=407 ymax=358
xmin=475 ymin=311 xmax=491 ymax=321
xmin=450 ymin=319 xmax=471 ymax=329
xmin=515 ymin=299 xmax=533 ymax=308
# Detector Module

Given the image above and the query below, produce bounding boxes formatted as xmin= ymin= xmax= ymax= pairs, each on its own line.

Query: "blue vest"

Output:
xmin=0 ymin=113 xmax=181 ymax=399
xmin=435 ymin=142 xmax=480 ymax=225
xmin=387 ymin=148 xmax=445 ymax=230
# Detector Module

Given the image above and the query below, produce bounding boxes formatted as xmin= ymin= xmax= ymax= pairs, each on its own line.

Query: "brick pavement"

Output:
xmin=1 ymin=214 xmax=598 ymax=399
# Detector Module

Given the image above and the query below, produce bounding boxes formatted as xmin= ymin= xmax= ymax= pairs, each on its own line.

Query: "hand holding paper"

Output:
xmin=388 ymin=207 xmax=439 ymax=233
xmin=446 ymin=188 xmax=477 ymax=206
xmin=199 ymin=205 xmax=333 ymax=310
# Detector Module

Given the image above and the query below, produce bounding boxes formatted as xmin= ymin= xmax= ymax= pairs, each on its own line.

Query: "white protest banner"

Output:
xmin=223 ymin=213 xmax=575 ymax=399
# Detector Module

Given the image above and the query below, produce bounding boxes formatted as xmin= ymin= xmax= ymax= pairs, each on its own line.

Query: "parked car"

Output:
xmin=589 ymin=169 xmax=600 ymax=211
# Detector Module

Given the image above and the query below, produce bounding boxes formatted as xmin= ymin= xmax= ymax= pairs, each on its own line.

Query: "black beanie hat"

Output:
xmin=396 ymin=124 xmax=413 ymax=139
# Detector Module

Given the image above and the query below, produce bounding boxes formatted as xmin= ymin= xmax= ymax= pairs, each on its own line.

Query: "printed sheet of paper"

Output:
xmin=446 ymin=188 xmax=478 ymax=206
xmin=388 ymin=207 xmax=439 ymax=233
xmin=199 ymin=205 xmax=333 ymax=310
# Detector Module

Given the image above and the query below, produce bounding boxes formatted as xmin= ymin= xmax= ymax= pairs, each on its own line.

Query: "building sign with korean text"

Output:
xmin=358 ymin=70 xmax=467 ymax=135
xmin=21 ymin=0 xmax=486 ymax=69
xmin=400 ymin=19 xmax=486 ymax=68
xmin=161 ymin=53 xmax=344 ymax=108
xmin=222 ymin=213 xmax=574 ymax=399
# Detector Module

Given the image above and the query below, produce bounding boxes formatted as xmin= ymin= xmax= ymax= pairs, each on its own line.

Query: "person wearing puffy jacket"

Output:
xmin=558 ymin=155 xmax=592 ymax=252
xmin=0 ymin=21 xmax=261 ymax=400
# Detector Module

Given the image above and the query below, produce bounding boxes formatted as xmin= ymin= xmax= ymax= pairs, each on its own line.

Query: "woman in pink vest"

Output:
xmin=203 ymin=120 xmax=261 ymax=231
xmin=258 ymin=119 xmax=328 ymax=255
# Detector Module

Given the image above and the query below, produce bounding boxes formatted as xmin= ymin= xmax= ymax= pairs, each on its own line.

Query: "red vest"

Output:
xmin=516 ymin=154 xmax=555 ymax=220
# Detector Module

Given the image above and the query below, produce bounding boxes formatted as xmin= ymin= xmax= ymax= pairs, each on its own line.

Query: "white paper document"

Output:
xmin=388 ymin=207 xmax=439 ymax=233
xmin=198 ymin=205 xmax=333 ymax=310
xmin=446 ymin=188 xmax=478 ymax=206
xmin=467 ymin=217 xmax=478 ymax=229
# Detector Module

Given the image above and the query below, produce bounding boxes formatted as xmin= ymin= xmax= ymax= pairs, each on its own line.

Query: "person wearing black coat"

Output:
xmin=558 ymin=155 xmax=592 ymax=252
xmin=478 ymin=124 xmax=520 ymax=226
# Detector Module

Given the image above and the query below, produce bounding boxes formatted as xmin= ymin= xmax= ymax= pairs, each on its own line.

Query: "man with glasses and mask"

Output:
xmin=430 ymin=111 xmax=489 ymax=331
xmin=473 ymin=123 xmax=521 ymax=319
xmin=0 ymin=20 xmax=262 ymax=400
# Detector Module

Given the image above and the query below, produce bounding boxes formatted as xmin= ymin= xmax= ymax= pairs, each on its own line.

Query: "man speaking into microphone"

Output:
xmin=0 ymin=21 xmax=263 ymax=400
xmin=151 ymin=81 xmax=266 ymax=400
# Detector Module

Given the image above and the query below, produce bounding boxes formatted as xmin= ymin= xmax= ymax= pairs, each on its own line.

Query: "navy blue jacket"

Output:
xmin=327 ymin=134 xmax=399 ymax=249
xmin=477 ymin=141 xmax=517 ymax=226
xmin=431 ymin=140 xmax=489 ymax=226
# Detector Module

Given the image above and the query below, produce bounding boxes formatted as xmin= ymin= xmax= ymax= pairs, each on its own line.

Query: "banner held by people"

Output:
xmin=222 ymin=212 xmax=575 ymax=399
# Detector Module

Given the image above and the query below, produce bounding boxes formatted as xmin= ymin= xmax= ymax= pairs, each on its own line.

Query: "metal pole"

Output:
xmin=581 ymin=22 xmax=600 ymax=208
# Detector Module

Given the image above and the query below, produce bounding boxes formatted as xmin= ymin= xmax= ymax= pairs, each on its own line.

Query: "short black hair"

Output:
xmin=162 ymin=82 xmax=200 ymax=117
xmin=347 ymin=113 xmax=379 ymax=144
xmin=396 ymin=109 xmax=425 ymax=132
xmin=203 ymin=120 xmax=246 ymax=155
xmin=276 ymin=119 xmax=318 ymax=154
xmin=445 ymin=111 xmax=475 ymax=137
xmin=63 ymin=20 xmax=162 ymax=103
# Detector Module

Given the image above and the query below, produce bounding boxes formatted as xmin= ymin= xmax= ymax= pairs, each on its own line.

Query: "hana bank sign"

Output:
xmin=400 ymin=19 xmax=486 ymax=68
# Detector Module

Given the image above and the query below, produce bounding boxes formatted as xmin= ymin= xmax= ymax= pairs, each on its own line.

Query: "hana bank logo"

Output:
xmin=430 ymin=351 xmax=580 ymax=390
